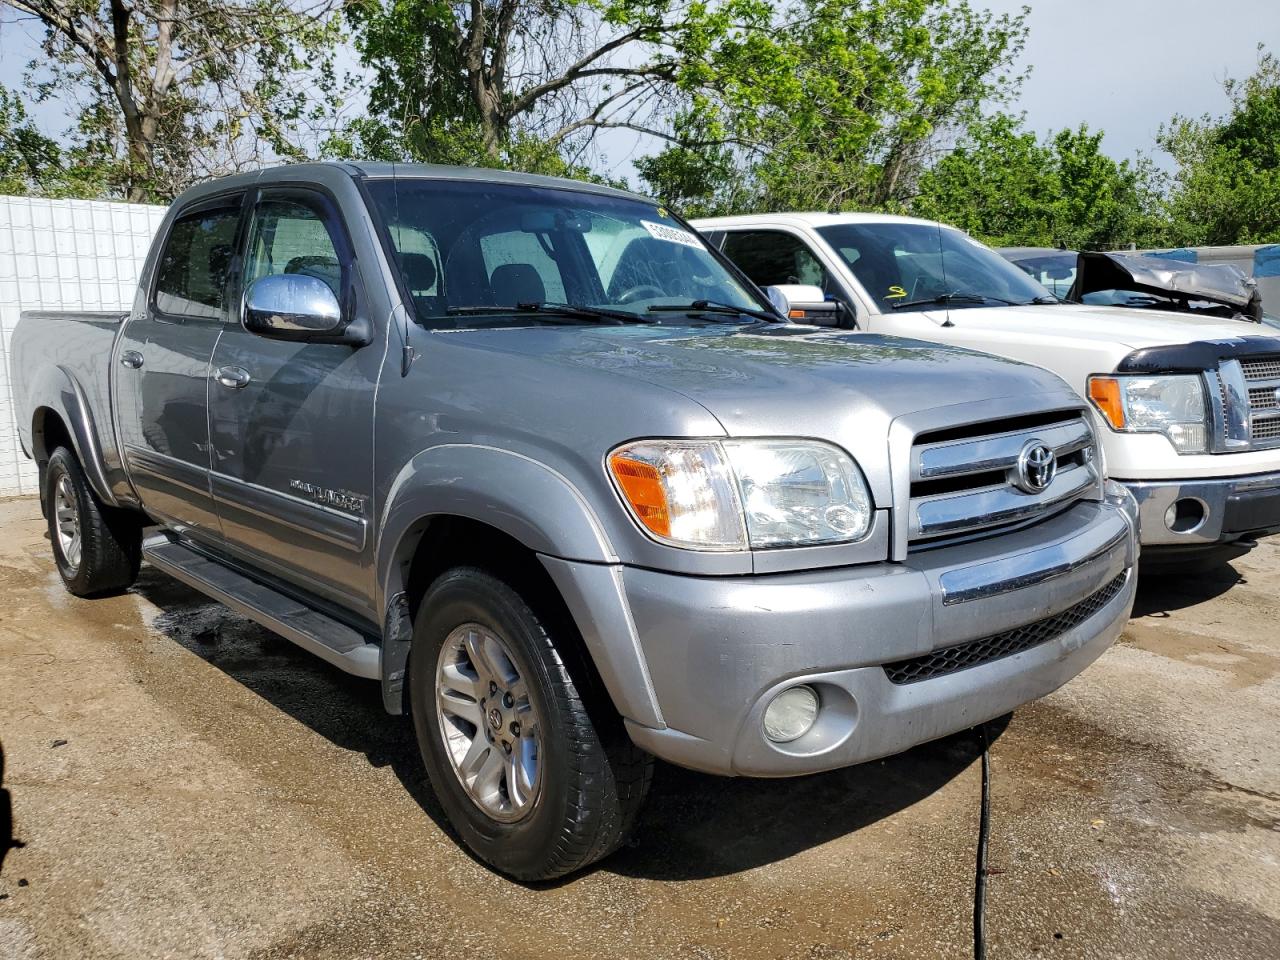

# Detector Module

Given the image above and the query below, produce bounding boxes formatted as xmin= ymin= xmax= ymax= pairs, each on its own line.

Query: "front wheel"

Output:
xmin=45 ymin=446 xmax=141 ymax=597
xmin=409 ymin=567 xmax=652 ymax=880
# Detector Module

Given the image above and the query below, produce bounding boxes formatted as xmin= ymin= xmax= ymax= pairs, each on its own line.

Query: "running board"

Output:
xmin=142 ymin=535 xmax=381 ymax=679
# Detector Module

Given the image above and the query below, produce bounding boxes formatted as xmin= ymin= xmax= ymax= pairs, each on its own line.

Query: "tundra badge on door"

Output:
xmin=289 ymin=479 xmax=366 ymax=514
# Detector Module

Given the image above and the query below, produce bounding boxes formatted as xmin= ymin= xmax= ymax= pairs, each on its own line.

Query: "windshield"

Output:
xmin=367 ymin=179 xmax=762 ymax=328
xmin=815 ymin=222 xmax=1054 ymax=312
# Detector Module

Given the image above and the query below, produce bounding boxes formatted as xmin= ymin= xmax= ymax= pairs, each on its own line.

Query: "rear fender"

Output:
xmin=30 ymin=365 xmax=119 ymax=508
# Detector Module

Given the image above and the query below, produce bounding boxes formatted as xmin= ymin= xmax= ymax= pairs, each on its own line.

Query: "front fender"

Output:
xmin=28 ymin=365 xmax=119 ymax=507
xmin=377 ymin=445 xmax=670 ymax=725
xmin=377 ymin=445 xmax=618 ymax=599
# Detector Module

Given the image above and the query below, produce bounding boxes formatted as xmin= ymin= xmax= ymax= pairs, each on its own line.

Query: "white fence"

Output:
xmin=0 ymin=196 xmax=167 ymax=496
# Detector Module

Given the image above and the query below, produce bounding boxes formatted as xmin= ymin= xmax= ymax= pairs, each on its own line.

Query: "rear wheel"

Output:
xmin=409 ymin=566 xmax=652 ymax=880
xmin=45 ymin=446 xmax=141 ymax=596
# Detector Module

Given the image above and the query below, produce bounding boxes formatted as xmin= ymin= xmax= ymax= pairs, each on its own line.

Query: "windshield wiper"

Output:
xmin=889 ymin=292 xmax=1008 ymax=310
xmin=1017 ymin=295 xmax=1062 ymax=305
xmin=446 ymin=302 xmax=656 ymax=324
xmin=647 ymin=299 xmax=780 ymax=322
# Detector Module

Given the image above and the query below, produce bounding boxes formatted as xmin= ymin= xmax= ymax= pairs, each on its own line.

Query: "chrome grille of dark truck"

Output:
xmin=907 ymin=412 xmax=1101 ymax=545
xmin=882 ymin=572 xmax=1128 ymax=684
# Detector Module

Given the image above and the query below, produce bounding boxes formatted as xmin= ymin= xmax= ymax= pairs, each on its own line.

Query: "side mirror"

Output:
xmin=243 ymin=274 xmax=345 ymax=341
xmin=764 ymin=284 xmax=843 ymax=325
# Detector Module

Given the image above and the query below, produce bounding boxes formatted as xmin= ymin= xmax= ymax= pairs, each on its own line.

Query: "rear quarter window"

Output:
xmin=154 ymin=205 xmax=242 ymax=319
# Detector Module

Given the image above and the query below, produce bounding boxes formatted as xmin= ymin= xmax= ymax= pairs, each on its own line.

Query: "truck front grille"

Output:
xmin=907 ymin=411 xmax=1101 ymax=547
xmin=1240 ymin=358 xmax=1280 ymax=447
xmin=1254 ymin=417 xmax=1280 ymax=442
xmin=882 ymin=571 xmax=1129 ymax=684
xmin=1241 ymin=358 xmax=1280 ymax=382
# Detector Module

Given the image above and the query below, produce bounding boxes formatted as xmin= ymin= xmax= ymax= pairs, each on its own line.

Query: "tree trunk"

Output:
xmin=107 ymin=0 xmax=153 ymax=200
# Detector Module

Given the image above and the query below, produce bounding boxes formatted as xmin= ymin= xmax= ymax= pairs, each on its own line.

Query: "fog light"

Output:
xmin=763 ymin=685 xmax=819 ymax=743
xmin=1164 ymin=497 xmax=1207 ymax=534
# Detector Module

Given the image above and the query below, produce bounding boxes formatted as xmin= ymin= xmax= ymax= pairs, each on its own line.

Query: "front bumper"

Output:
xmin=1124 ymin=470 xmax=1280 ymax=548
xmin=610 ymin=490 xmax=1138 ymax=777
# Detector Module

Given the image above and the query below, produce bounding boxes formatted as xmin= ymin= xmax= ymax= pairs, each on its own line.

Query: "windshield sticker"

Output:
xmin=886 ymin=285 xmax=908 ymax=299
xmin=642 ymin=220 xmax=703 ymax=249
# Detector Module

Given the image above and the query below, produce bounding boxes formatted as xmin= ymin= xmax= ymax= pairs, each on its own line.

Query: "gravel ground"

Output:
xmin=0 ymin=496 xmax=1276 ymax=960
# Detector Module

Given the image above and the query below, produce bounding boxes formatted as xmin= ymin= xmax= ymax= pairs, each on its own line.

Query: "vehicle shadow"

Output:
xmin=605 ymin=717 xmax=1005 ymax=882
xmin=1132 ymin=562 xmax=1245 ymax=618
xmin=1 ymin=741 xmax=25 ymax=877
xmin=129 ymin=566 xmax=1002 ymax=882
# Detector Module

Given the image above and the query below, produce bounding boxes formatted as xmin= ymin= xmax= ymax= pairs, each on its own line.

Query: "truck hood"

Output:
xmin=926 ymin=302 xmax=1270 ymax=350
xmin=441 ymin=321 xmax=1079 ymax=438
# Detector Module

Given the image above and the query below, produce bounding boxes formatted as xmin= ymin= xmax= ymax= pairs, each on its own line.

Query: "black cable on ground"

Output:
xmin=974 ymin=722 xmax=991 ymax=960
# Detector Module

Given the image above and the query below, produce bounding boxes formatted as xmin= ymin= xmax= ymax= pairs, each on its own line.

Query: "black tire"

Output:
xmin=409 ymin=566 xmax=652 ymax=881
xmin=45 ymin=446 xmax=141 ymax=597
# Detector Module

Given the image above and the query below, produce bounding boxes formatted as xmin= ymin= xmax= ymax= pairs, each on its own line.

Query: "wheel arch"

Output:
xmin=28 ymin=366 xmax=119 ymax=510
xmin=375 ymin=446 xmax=662 ymax=729
xmin=376 ymin=444 xmax=619 ymax=608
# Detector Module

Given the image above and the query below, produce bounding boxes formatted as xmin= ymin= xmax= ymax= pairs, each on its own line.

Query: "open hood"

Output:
xmin=1067 ymin=251 xmax=1264 ymax=323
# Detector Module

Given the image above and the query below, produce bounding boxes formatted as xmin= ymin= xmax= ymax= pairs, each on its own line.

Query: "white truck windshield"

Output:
xmin=816 ymin=222 xmax=1055 ymax=313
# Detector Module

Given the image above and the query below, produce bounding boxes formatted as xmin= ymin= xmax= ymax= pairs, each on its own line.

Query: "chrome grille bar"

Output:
xmin=1211 ymin=361 xmax=1254 ymax=451
xmin=912 ymin=461 xmax=1099 ymax=539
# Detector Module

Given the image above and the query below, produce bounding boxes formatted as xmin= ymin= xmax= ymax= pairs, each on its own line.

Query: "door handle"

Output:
xmin=215 ymin=365 xmax=251 ymax=389
xmin=120 ymin=350 xmax=144 ymax=369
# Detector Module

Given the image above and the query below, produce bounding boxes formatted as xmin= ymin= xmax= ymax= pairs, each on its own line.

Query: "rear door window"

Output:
xmin=154 ymin=205 xmax=242 ymax=319
xmin=721 ymin=230 xmax=831 ymax=289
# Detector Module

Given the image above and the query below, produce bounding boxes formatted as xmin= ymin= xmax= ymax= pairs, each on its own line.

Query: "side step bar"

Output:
xmin=142 ymin=535 xmax=381 ymax=679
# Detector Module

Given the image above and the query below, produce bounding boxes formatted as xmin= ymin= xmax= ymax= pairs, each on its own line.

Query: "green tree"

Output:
xmin=910 ymin=114 xmax=1163 ymax=248
xmin=1159 ymin=47 xmax=1280 ymax=245
xmin=6 ymin=0 xmax=340 ymax=201
xmin=344 ymin=0 xmax=776 ymax=173
xmin=638 ymin=0 xmax=1029 ymax=215
xmin=0 ymin=86 xmax=62 ymax=195
xmin=0 ymin=85 xmax=120 ymax=197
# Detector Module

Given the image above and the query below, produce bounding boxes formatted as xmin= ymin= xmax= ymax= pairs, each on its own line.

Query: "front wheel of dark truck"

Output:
xmin=409 ymin=566 xmax=652 ymax=881
xmin=45 ymin=446 xmax=141 ymax=597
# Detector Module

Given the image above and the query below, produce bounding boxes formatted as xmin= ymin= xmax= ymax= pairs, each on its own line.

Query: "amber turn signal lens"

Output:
xmin=1088 ymin=376 xmax=1125 ymax=430
xmin=608 ymin=454 xmax=671 ymax=538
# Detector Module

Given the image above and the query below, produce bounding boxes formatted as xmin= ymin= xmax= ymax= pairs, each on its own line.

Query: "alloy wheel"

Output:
xmin=435 ymin=623 xmax=543 ymax=822
xmin=54 ymin=473 xmax=82 ymax=572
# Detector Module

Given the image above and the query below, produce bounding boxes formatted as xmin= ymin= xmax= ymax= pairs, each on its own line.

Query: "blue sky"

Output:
xmin=988 ymin=0 xmax=1280 ymax=168
xmin=3 ymin=0 xmax=1279 ymax=181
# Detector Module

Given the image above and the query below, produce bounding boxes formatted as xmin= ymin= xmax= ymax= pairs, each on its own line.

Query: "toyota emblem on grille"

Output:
xmin=1014 ymin=440 xmax=1057 ymax=493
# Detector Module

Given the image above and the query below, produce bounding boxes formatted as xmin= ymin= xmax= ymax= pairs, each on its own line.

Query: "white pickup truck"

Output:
xmin=696 ymin=212 xmax=1280 ymax=566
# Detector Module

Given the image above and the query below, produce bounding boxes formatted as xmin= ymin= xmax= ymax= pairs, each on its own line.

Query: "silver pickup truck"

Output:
xmin=12 ymin=162 xmax=1138 ymax=880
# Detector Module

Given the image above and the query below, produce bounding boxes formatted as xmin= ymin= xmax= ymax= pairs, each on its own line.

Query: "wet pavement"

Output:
xmin=0 ymin=496 xmax=1276 ymax=959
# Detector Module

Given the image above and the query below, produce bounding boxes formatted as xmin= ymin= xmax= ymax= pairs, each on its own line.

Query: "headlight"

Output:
xmin=1087 ymin=375 xmax=1207 ymax=454
xmin=608 ymin=438 xmax=873 ymax=550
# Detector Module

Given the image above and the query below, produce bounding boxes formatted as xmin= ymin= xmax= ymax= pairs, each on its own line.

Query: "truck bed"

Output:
xmin=11 ymin=310 xmax=127 ymax=503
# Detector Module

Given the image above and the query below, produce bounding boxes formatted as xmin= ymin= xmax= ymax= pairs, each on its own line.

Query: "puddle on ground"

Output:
xmin=1119 ymin=621 xmax=1279 ymax=690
